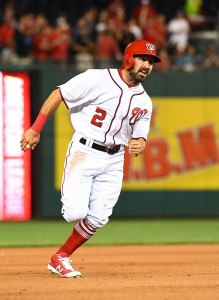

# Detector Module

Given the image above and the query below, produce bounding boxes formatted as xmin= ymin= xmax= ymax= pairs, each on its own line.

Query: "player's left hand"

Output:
xmin=128 ymin=138 xmax=146 ymax=157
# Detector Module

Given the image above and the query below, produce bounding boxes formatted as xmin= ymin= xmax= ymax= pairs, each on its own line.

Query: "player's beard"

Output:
xmin=128 ymin=67 xmax=152 ymax=85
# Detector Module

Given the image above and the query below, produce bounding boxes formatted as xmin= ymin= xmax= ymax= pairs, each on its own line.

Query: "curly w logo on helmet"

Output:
xmin=146 ymin=43 xmax=155 ymax=51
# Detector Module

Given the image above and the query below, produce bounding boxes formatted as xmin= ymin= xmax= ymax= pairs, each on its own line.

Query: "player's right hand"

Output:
xmin=20 ymin=128 xmax=40 ymax=152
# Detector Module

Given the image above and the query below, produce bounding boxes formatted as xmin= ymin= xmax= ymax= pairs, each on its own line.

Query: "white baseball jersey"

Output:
xmin=59 ymin=68 xmax=152 ymax=146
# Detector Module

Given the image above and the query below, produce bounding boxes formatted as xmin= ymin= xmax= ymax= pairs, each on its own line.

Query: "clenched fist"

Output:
xmin=128 ymin=138 xmax=146 ymax=157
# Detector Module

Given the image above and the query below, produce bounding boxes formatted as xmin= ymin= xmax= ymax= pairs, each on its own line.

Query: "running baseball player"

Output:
xmin=20 ymin=40 xmax=161 ymax=278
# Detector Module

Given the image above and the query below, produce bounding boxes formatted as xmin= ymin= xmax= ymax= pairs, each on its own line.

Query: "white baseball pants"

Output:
xmin=60 ymin=138 xmax=124 ymax=229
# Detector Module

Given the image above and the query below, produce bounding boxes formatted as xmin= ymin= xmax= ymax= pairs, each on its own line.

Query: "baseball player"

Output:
xmin=20 ymin=40 xmax=161 ymax=278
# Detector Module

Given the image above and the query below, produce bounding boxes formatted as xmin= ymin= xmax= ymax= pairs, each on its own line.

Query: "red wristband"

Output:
xmin=31 ymin=113 xmax=48 ymax=133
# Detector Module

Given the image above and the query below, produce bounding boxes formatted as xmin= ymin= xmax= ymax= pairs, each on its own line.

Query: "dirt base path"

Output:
xmin=1 ymin=245 xmax=219 ymax=300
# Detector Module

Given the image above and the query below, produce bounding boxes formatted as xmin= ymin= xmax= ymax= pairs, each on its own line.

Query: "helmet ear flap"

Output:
xmin=122 ymin=55 xmax=134 ymax=69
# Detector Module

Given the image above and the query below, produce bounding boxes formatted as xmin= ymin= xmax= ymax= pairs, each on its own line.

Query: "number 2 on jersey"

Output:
xmin=91 ymin=107 xmax=106 ymax=128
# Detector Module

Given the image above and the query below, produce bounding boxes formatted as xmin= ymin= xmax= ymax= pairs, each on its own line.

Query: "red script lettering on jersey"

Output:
xmin=129 ymin=108 xmax=148 ymax=125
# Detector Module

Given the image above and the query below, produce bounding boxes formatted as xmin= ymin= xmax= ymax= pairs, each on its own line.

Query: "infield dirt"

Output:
xmin=1 ymin=245 xmax=219 ymax=300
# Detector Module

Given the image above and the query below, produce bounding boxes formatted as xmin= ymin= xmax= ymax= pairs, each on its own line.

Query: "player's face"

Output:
xmin=129 ymin=55 xmax=154 ymax=84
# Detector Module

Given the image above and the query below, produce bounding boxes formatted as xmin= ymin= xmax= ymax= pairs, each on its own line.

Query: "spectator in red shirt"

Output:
xmin=107 ymin=0 xmax=126 ymax=20
xmin=132 ymin=0 xmax=157 ymax=29
xmin=32 ymin=15 xmax=52 ymax=61
xmin=94 ymin=22 xmax=122 ymax=68
xmin=143 ymin=14 xmax=167 ymax=48
xmin=0 ymin=5 xmax=16 ymax=62
xmin=0 ymin=17 xmax=15 ymax=48
xmin=50 ymin=16 xmax=72 ymax=63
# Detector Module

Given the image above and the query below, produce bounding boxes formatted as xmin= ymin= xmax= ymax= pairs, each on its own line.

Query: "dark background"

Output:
xmin=0 ymin=0 xmax=218 ymax=25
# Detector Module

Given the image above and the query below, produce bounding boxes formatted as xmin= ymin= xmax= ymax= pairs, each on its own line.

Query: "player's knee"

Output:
xmin=61 ymin=206 xmax=88 ymax=223
xmin=86 ymin=215 xmax=109 ymax=229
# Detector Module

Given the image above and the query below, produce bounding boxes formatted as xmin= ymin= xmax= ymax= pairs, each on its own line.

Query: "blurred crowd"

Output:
xmin=0 ymin=0 xmax=219 ymax=71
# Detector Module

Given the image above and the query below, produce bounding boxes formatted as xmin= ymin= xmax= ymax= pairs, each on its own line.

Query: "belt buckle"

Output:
xmin=106 ymin=145 xmax=120 ymax=155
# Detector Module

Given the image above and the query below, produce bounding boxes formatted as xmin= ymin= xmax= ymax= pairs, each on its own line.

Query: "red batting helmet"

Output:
xmin=122 ymin=40 xmax=161 ymax=69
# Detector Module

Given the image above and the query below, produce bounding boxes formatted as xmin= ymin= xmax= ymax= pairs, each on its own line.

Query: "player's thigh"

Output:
xmin=87 ymin=168 xmax=123 ymax=227
xmin=61 ymin=170 xmax=93 ymax=222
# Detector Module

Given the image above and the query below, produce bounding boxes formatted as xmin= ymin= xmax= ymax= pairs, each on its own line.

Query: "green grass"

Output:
xmin=0 ymin=219 xmax=219 ymax=247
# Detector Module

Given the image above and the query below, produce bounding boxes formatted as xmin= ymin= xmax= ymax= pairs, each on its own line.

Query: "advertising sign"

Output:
xmin=123 ymin=98 xmax=219 ymax=190
xmin=54 ymin=98 xmax=219 ymax=191
xmin=0 ymin=72 xmax=31 ymax=220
